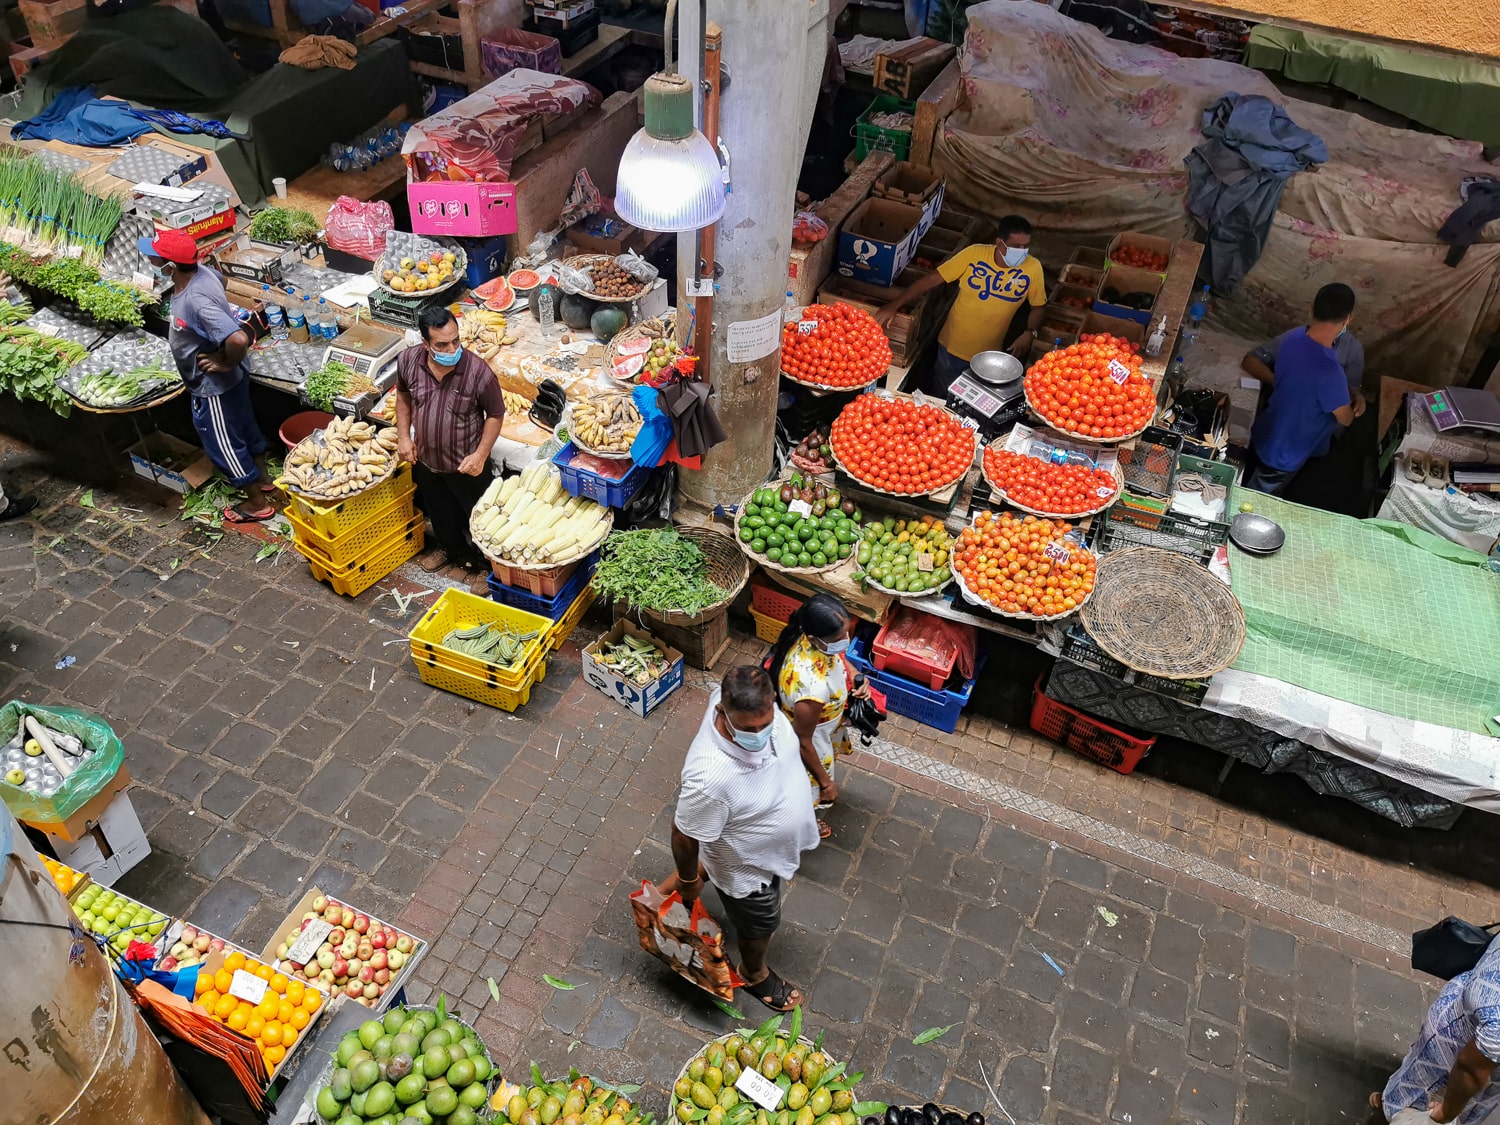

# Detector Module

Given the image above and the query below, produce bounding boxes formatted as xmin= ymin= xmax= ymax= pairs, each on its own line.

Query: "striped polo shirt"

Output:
xmin=396 ymin=344 xmax=506 ymax=474
xmin=674 ymin=690 xmax=820 ymax=898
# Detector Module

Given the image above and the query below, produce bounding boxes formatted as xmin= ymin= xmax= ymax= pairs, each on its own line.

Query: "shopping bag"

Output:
xmin=1411 ymin=916 xmax=1499 ymax=979
xmin=629 ymin=880 xmax=744 ymax=1000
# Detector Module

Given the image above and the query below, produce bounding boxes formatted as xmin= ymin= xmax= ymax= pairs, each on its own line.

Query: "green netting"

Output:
xmin=0 ymin=702 xmax=125 ymax=823
xmin=1227 ymin=492 xmax=1500 ymax=736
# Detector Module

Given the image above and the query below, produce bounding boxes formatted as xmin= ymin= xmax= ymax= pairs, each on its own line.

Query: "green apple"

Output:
xmin=4 ymin=768 xmax=24 ymax=786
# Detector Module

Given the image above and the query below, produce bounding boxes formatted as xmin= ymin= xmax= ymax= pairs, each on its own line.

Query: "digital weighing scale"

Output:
xmin=1423 ymin=387 xmax=1500 ymax=435
xmin=324 ymin=322 xmax=406 ymax=382
xmin=946 ymin=372 xmax=1028 ymax=439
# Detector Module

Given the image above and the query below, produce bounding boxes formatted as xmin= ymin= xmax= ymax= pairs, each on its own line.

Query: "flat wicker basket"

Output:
xmin=610 ymin=526 xmax=749 ymax=627
xmin=1081 ymin=546 xmax=1245 ymax=678
xmin=604 ymin=312 xmax=677 ymax=373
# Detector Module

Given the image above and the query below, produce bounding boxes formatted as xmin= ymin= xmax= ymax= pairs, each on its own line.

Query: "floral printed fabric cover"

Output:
xmin=401 ymin=69 xmax=601 ymax=184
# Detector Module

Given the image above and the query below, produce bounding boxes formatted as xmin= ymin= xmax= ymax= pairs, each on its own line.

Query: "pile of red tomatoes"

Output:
xmin=830 ymin=393 xmax=975 ymax=495
xmin=780 ymin=303 xmax=892 ymax=389
xmin=1023 ymin=333 xmax=1156 ymax=441
xmin=1110 ymin=244 xmax=1169 ymax=271
xmin=982 ymin=447 xmax=1119 ymax=516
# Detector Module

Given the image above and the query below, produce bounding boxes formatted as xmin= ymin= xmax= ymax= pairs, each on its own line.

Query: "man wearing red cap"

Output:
xmin=141 ymin=229 xmax=274 ymax=523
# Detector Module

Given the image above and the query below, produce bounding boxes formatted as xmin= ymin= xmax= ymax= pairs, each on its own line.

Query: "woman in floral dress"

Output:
xmin=1371 ymin=937 xmax=1500 ymax=1123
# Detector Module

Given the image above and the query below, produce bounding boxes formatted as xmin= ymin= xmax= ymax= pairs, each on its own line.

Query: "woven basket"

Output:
xmin=952 ymin=563 xmax=1093 ymax=622
xmin=604 ymin=313 xmax=677 ymax=371
xmin=610 ymin=526 xmax=749 ymax=626
xmin=780 ymin=368 xmax=883 ymax=393
xmin=980 ymin=447 xmax=1125 ymax=519
xmin=277 ymin=435 xmax=398 ymax=503
xmin=732 ymin=486 xmax=849 ymax=577
xmin=566 ymin=253 xmax=652 ymax=304
xmin=669 ymin=1036 xmax=837 ymax=1120
xmin=1023 ymin=382 xmax=1154 ymax=447
xmin=1081 ymin=546 xmax=1245 ymax=678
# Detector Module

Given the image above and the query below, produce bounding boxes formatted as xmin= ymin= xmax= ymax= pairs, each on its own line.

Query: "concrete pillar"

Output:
xmin=676 ymin=0 xmax=830 ymax=511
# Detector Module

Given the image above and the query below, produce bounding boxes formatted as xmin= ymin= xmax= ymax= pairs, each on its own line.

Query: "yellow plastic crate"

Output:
xmin=285 ymin=484 xmax=418 ymax=567
xmin=750 ymin=607 xmax=786 ymax=644
xmin=301 ymin=516 xmax=424 ymax=597
xmin=412 ymin=649 xmax=546 ymax=711
xmin=544 ymin=583 xmax=597 ymax=653
xmin=282 ymin=462 xmax=415 ymax=537
xmin=409 ymin=588 xmax=552 ymax=681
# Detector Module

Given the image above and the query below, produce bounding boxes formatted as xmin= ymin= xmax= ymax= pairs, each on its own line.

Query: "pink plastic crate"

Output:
xmin=408 ymin=181 xmax=518 ymax=237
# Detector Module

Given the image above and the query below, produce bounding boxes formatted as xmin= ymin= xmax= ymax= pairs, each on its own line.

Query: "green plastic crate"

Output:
xmin=854 ymin=95 xmax=915 ymax=162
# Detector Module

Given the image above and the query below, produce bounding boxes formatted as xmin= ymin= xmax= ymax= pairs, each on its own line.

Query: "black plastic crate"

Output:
xmin=1115 ymin=425 xmax=1183 ymax=498
xmin=1094 ymin=491 xmax=1229 ymax=563
xmin=523 ymin=8 xmax=599 ymax=55
xmin=1058 ymin=625 xmax=1211 ymax=706
xmin=777 ymin=381 xmax=861 ymax=439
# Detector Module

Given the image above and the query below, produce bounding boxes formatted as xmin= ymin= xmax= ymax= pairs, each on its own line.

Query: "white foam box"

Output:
xmin=581 ymin=620 xmax=684 ymax=718
xmin=48 ymin=789 xmax=151 ymax=886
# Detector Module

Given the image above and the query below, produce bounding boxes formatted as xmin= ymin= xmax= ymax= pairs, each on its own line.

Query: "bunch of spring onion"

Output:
xmin=0 ymin=154 xmax=125 ymax=266
xmin=75 ymin=364 xmax=182 ymax=408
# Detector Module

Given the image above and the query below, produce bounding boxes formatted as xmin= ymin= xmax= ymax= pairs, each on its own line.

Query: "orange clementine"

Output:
xmin=213 ymin=995 xmax=238 ymax=1020
xmin=289 ymin=1007 xmax=309 ymax=1030
xmin=260 ymin=1021 xmax=283 ymax=1048
xmin=276 ymin=1000 xmax=293 ymax=1024
xmin=227 ymin=1009 xmax=248 ymax=1032
xmin=270 ymin=973 xmax=288 ymax=994
xmin=194 ymin=972 xmax=213 ymax=996
xmin=223 ymin=951 xmax=246 ymax=973
xmin=279 ymin=1024 xmax=298 ymax=1048
xmin=213 ymin=969 xmax=233 ymax=994
xmin=199 ymin=990 xmax=220 ymax=1012
xmin=245 ymin=1014 xmax=265 ymax=1039
xmin=302 ymin=988 xmax=322 ymax=1011
xmin=285 ymin=980 xmax=305 ymax=1005
xmin=255 ymin=996 xmax=279 ymax=1021
xmin=253 ymin=964 xmax=273 ymax=982
xmin=264 ymin=1045 xmax=285 ymax=1067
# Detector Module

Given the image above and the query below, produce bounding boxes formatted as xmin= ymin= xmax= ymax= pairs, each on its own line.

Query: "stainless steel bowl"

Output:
xmin=1230 ymin=512 xmax=1286 ymax=555
xmin=968 ymin=350 xmax=1024 ymax=386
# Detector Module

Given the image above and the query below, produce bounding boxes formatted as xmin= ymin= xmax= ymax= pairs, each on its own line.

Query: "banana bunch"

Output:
xmin=460 ymin=309 xmax=518 ymax=362
xmin=571 ymin=393 xmax=640 ymax=455
xmin=503 ymin=389 xmax=532 ymax=415
xmin=278 ymin=416 xmax=400 ymax=499
xmin=469 ymin=459 xmax=611 ymax=566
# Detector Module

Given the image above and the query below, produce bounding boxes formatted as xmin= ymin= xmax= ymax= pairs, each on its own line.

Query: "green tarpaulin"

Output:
xmin=1246 ymin=25 xmax=1500 ymax=149
xmin=1228 ymin=492 xmax=1500 ymax=736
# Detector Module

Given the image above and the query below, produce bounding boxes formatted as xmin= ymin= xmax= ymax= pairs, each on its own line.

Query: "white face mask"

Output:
xmin=1002 ymin=245 xmax=1028 ymax=268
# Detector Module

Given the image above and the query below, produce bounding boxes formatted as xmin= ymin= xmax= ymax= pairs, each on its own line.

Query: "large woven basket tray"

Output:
xmin=1081 ymin=546 xmax=1245 ymax=679
xmin=615 ymin=526 xmax=749 ymax=627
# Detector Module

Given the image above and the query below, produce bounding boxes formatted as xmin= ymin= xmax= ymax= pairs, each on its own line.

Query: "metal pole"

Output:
xmin=675 ymin=0 xmax=830 ymax=511
xmin=691 ymin=24 xmax=722 ymax=378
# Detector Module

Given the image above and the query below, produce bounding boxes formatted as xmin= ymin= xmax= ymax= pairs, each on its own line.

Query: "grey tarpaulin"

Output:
xmin=1185 ymin=93 xmax=1328 ymax=293
xmin=1044 ymin=660 xmax=1462 ymax=829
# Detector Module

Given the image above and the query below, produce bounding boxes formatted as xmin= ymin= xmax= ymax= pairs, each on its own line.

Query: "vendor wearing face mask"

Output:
xmin=876 ymin=215 xmax=1047 ymax=396
xmin=396 ymin=305 xmax=505 ymax=589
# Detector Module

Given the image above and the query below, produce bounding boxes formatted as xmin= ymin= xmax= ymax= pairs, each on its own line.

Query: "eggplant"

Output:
xmin=884 ymin=1109 xmax=902 ymax=1125
xmin=921 ymin=1105 xmax=941 ymax=1125
xmin=939 ymin=1113 xmax=965 ymax=1125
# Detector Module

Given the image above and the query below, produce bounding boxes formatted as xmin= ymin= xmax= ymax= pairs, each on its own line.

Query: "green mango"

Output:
xmin=809 ymin=1089 xmax=832 ymax=1117
xmin=675 ymin=1078 xmax=694 ymax=1101
xmin=703 ymin=1065 xmax=723 ymax=1094
xmin=692 ymin=1082 xmax=717 ymax=1110
xmin=315 ymin=1087 xmax=341 ymax=1121
xmin=831 ymin=1092 xmax=853 ymax=1112
xmin=786 ymin=1084 xmax=809 ymax=1111
xmin=759 ymin=1054 xmax=782 ymax=1081
xmin=509 ymin=1095 xmax=530 ymax=1123
xmin=722 ymin=1060 xmax=742 ymax=1085
xmin=717 ymin=1087 xmax=738 ymax=1110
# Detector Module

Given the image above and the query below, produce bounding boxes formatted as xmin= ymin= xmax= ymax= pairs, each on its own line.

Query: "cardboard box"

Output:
xmin=262 ymin=887 xmax=428 ymax=1013
xmin=582 ymin=620 xmax=684 ymax=718
xmin=1081 ymin=310 xmax=1146 ymax=345
xmin=872 ymin=162 xmax=943 ymax=208
xmin=481 ymin=26 xmax=562 ymax=78
xmin=564 ymin=219 xmax=646 ymax=257
xmin=48 ymin=789 xmax=150 ymax=886
xmin=214 ymin=241 xmax=288 ymax=285
xmin=1093 ymin=263 xmax=1163 ymax=325
xmin=1105 ymin=231 xmax=1172 ymax=274
xmin=195 ymin=948 xmax=328 ymax=1080
xmin=408 ymin=180 xmax=518 ymax=238
xmin=837 ymin=198 xmax=923 ymax=287
xmin=23 ymin=765 xmax=133 ymax=843
xmin=126 ymin=432 xmax=214 ymax=494
xmin=173 ymin=209 xmax=237 ymax=242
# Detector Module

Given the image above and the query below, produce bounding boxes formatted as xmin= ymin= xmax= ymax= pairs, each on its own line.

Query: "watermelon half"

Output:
xmin=508 ymin=268 xmax=542 ymax=291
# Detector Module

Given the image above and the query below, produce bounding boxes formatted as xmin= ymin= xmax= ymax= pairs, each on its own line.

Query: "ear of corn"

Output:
xmin=469 ymin=461 xmax=610 ymax=566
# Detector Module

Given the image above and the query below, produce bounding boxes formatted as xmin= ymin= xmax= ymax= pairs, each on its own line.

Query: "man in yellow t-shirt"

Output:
xmin=877 ymin=215 xmax=1047 ymax=395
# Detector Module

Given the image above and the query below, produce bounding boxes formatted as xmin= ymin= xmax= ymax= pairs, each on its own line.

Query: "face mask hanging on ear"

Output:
xmin=1002 ymin=246 xmax=1028 ymax=268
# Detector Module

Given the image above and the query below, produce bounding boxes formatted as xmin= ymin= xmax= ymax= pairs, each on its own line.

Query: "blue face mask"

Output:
xmin=721 ymin=711 xmax=773 ymax=752
xmin=819 ymin=636 xmax=850 ymax=656
xmin=1002 ymin=245 xmax=1028 ymax=268
xmin=430 ymin=344 xmax=463 ymax=367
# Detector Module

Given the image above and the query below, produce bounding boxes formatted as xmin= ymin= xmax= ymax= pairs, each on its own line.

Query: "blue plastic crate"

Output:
xmin=848 ymin=634 xmax=987 ymax=734
xmin=552 ymin=442 xmax=652 ymax=509
xmin=458 ymin=234 xmax=510 ymax=289
xmin=486 ymin=554 xmax=597 ymax=620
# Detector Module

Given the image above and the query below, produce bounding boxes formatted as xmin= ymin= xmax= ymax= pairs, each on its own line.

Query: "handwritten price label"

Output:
xmin=787 ymin=499 xmax=813 ymax=518
xmin=1096 ymin=485 xmax=1115 ymax=498
xmin=1107 ymin=359 xmax=1132 ymax=385
xmin=917 ymin=552 xmax=934 ymax=573
xmin=228 ymin=970 xmax=268 ymax=1004
xmin=1044 ymin=542 xmax=1070 ymax=565
xmin=284 ymin=920 xmax=333 ymax=966
xmin=735 ymin=1069 xmax=784 ymax=1111
xmin=797 ymin=320 xmax=818 ymax=335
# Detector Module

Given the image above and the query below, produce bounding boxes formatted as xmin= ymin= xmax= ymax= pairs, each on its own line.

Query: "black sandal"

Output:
xmin=742 ymin=967 xmax=803 ymax=1012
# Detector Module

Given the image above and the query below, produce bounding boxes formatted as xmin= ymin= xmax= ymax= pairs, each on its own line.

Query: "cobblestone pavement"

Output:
xmin=0 ymin=452 xmax=1462 ymax=1123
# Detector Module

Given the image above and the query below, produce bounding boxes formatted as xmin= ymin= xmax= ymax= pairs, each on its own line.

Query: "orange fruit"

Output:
xmin=254 ymin=964 xmax=273 ymax=982
xmin=223 ymin=951 xmax=246 ymax=973
xmin=200 ymin=990 xmax=220 ymax=1012
xmin=195 ymin=972 xmax=213 ymax=996
xmin=285 ymin=981 xmax=305 ymax=1005
xmin=261 ymin=1021 xmax=283 ymax=1048
xmin=255 ymin=996 xmax=279 ymax=1021
xmin=289 ymin=1007 xmax=309 ymax=1030
xmin=227 ymin=1010 xmax=248 ymax=1032
xmin=278 ymin=1000 xmax=294 ymax=1024
xmin=213 ymin=969 xmax=233 ymax=994
xmin=302 ymin=989 xmax=322 ymax=1012
xmin=213 ymin=995 xmax=238 ymax=1020
xmin=264 ymin=1045 xmax=285 ymax=1067
xmin=279 ymin=1024 xmax=298 ymax=1048
xmin=270 ymin=973 xmax=288 ymax=994
xmin=245 ymin=1014 xmax=265 ymax=1039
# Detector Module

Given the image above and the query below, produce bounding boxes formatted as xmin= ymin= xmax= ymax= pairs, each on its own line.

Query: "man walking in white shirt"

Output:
xmin=665 ymin=666 xmax=820 ymax=1011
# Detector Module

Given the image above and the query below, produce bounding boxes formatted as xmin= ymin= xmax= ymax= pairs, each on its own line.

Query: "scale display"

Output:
xmin=1423 ymin=388 xmax=1500 ymax=435
xmin=948 ymin=373 xmax=1019 ymax=418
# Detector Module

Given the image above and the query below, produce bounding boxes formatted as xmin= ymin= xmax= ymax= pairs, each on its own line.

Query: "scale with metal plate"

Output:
xmin=946 ymin=349 xmax=1028 ymax=439
xmin=1423 ymin=387 xmax=1500 ymax=435
xmin=324 ymin=322 xmax=406 ymax=383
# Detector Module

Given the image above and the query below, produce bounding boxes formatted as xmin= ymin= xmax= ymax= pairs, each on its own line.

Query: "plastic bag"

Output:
xmin=792 ymin=210 xmax=829 ymax=244
xmin=560 ymin=168 xmax=600 ymax=229
xmin=0 ymin=701 xmax=125 ymax=823
xmin=629 ymin=879 xmax=744 ymax=1000
xmin=615 ymin=250 xmax=658 ymax=284
xmin=524 ymin=228 xmax=563 ymax=267
xmin=554 ymin=259 xmax=594 ymax=296
xmin=881 ymin=607 xmax=979 ymax=681
xmin=323 ymin=195 xmax=394 ymax=260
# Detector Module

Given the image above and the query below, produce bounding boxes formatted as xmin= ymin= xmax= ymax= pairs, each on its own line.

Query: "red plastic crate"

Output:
xmin=1029 ymin=678 xmax=1156 ymax=774
xmin=750 ymin=577 xmax=804 ymax=624
xmin=871 ymin=617 xmax=958 ymax=690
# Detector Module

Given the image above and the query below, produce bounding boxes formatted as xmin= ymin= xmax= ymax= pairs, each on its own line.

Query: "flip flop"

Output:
xmin=222 ymin=504 xmax=276 ymax=524
xmin=741 ymin=967 xmax=803 ymax=1012
xmin=817 ymin=820 xmax=832 ymax=840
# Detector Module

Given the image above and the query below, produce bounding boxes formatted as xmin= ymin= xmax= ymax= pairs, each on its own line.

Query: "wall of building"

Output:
xmin=1187 ymin=0 xmax=1499 ymax=58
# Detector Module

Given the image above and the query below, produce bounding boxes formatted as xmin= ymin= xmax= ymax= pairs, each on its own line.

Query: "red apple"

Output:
xmin=209 ymin=939 xmax=225 ymax=953
xmin=363 ymin=982 xmax=380 ymax=1000
xmin=352 ymin=914 xmax=370 ymax=935
xmin=359 ymin=965 xmax=376 ymax=983
xmin=323 ymin=905 xmax=342 ymax=923
xmin=339 ymin=908 xmax=355 ymax=929
xmin=311 ymin=895 xmax=328 ymax=913
xmin=357 ymin=942 xmax=373 ymax=962
xmin=331 ymin=956 xmax=349 ymax=977
xmin=180 ymin=927 xmax=199 ymax=944
xmin=387 ymin=949 xmax=405 ymax=970
xmin=328 ymin=927 xmax=345 ymax=946
xmin=160 ymin=956 xmax=178 ymax=971
xmin=192 ymin=935 xmax=211 ymax=953
xmin=369 ymin=950 xmax=388 ymax=971
xmin=370 ymin=930 xmax=387 ymax=950
xmin=374 ymin=968 xmax=391 ymax=985
xmin=317 ymin=968 xmax=335 ymax=985
xmin=345 ymin=981 xmax=364 ymax=999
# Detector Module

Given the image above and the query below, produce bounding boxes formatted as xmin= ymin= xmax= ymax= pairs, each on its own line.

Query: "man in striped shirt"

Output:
xmin=396 ymin=306 xmax=505 ymax=589
xmin=667 ymin=666 xmax=821 ymax=1011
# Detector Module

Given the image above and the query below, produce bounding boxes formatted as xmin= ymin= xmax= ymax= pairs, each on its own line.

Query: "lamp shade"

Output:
xmin=614 ymin=72 xmax=725 ymax=233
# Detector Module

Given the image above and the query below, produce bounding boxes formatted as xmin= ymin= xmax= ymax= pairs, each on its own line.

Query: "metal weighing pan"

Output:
xmin=1229 ymin=512 xmax=1286 ymax=555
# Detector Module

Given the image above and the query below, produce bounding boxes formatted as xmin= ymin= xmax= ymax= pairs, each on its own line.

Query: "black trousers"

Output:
xmin=413 ymin=461 xmax=491 ymax=565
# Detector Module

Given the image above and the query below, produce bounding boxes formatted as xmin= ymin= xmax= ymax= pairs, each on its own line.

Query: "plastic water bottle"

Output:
xmin=1188 ymin=285 xmax=1210 ymax=328
xmin=262 ymin=285 xmax=288 ymax=340
xmin=285 ymin=295 xmax=309 ymax=343
xmin=537 ymin=286 xmax=555 ymax=335
xmin=316 ymin=298 xmax=337 ymax=341
xmin=1144 ymin=315 xmax=1168 ymax=358
xmin=784 ymin=290 xmax=798 ymax=324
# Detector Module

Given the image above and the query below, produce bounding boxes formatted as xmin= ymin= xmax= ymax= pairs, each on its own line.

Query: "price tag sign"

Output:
xmin=1107 ymin=359 xmax=1132 ymax=385
xmin=228 ymin=969 xmax=269 ymax=1004
xmin=33 ymin=323 xmax=59 ymax=338
xmin=797 ymin=319 xmax=818 ymax=335
xmin=787 ymin=499 xmax=813 ymax=518
xmin=1096 ymin=485 xmax=1115 ymax=498
xmin=1044 ymin=541 xmax=1070 ymax=565
xmin=284 ymin=919 xmax=333 ymax=966
xmin=735 ymin=1068 xmax=784 ymax=1111
xmin=916 ymin=552 xmax=934 ymax=573
xmin=958 ymin=416 xmax=980 ymax=430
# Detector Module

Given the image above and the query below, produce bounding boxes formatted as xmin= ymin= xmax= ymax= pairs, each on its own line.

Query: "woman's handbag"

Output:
xmin=1411 ymin=916 xmax=1499 ymax=979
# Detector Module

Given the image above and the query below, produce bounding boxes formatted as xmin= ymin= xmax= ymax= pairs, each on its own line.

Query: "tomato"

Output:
xmin=780 ymin=303 xmax=892 ymax=390
xmin=954 ymin=510 xmax=1096 ymax=617
xmin=1022 ymin=333 xmax=1155 ymax=441
xmin=828 ymin=393 xmax=976 ymax=496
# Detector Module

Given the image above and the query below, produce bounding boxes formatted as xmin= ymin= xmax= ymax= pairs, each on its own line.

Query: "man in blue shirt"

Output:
xmin=1245 ymin=283 xmax=1364 ymax=495
xmin=141 ymin=230 xmax=273 ymax=523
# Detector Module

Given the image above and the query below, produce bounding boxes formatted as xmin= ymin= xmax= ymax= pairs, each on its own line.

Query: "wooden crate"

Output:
xmin=19 ymin=0 xmax=85 ymax=49
xmin=611 ymin=604 xmax=730 ymax=671
xmin=873 ymin=37 xmax=956 ymax=99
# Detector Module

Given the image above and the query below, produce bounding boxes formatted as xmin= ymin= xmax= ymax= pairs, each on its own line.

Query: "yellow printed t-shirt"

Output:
xmin=935 ymin=244 xmax=1047 ymax=363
